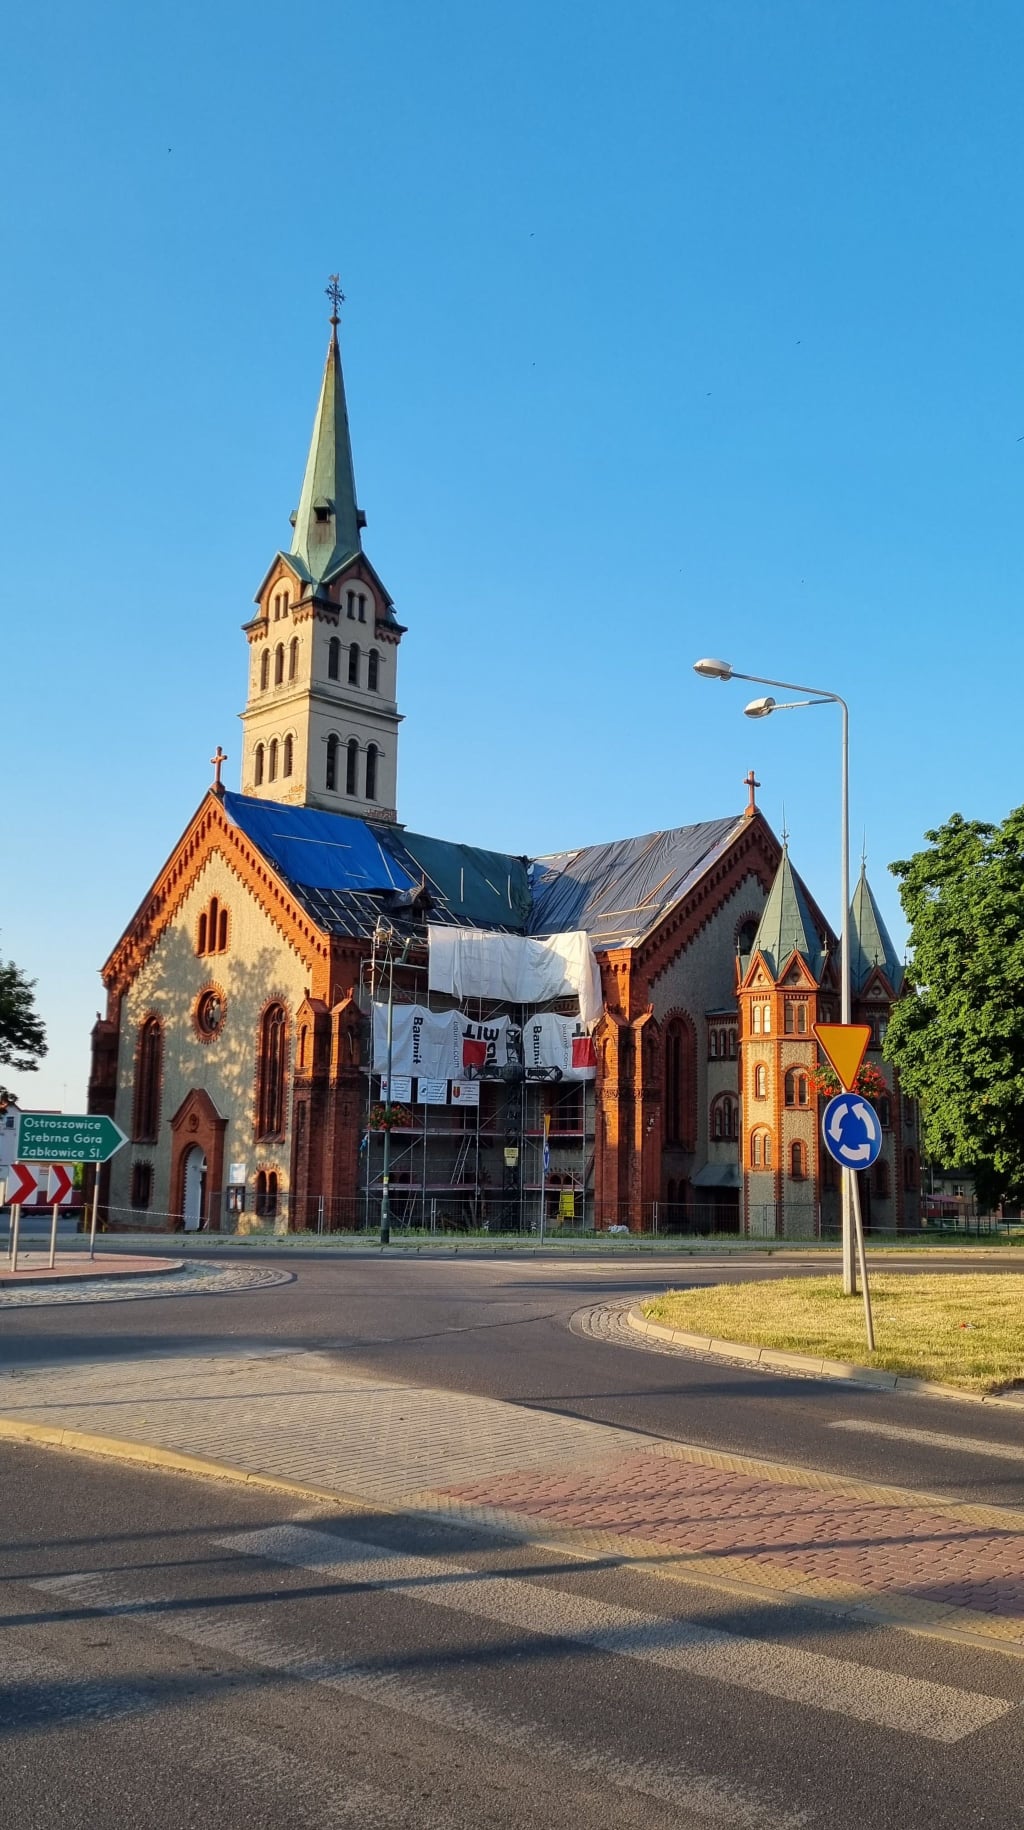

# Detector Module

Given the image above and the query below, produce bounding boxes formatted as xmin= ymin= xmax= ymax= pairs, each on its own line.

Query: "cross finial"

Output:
xmin=210 ymin=745 xmax=227 ymax=793
xmin=326 ymin=273 xmax=345 ymax=326
xmin=743 ymin=769 xmax=760 ymax=818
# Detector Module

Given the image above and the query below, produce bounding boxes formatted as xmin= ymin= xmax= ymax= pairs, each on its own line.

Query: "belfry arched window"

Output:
xmin=365 ymin=743 xmax=378 ymax=801
xmin=754 ymin=1064 xmax=767 ymax=1099
xmin=367 ymin=649 xmax=379 ymax=692
xmin=288 ymin=636 xmax=299 ymax=682
xmin=326 ymin=734 xmax=338 ymax=792
xmin=348 ymin=643 xmax=360 ymax=686
xmin=268 ymin=738 xmax=279 ymax=782
xmin=254 ymin=743 xmax=265 ymax=786
xmin=256 ymin=1004 xmax=287 ymax=1139
xmin=274 ymin=643 xmax=284 ymax=685
xmin=133 ymin=1017 xmax=163 ymax=1142
xmin=328 ymin=637 xmax=340 ymax=681
xmin=346 ymin=738 xmax=358 ymax=795
xmin=283 ymin=734 xmax=293 ymax=777
xmin=260 ymin=650 xmax=270 ymax=691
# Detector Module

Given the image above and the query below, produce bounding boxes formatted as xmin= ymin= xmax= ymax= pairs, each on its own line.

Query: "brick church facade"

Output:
xmin=88 ymin=300 xmax=919 ymax=1237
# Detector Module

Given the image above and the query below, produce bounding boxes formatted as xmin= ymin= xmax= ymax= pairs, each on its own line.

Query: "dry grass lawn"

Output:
xmin=643 ymin=1274 xmax=1024 ymax=1394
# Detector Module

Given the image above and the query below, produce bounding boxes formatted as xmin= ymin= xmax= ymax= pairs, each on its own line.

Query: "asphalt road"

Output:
xmin=1 ymin=1251 xmax=1022 ymax=1506
xmin=2 ymin=1436 xmax=1023 ymax=1830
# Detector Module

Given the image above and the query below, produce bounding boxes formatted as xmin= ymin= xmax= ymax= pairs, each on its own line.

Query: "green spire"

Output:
xmin=849 ymin=866 xmax=904 ymax=993
xmin=751 ymin=845 xmax=824 ymax=978
xmin=289 ymin=292 xmax=363 ymax=589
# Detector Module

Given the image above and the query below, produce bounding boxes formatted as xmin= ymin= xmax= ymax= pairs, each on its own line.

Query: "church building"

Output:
xmin=88 ymin=294 xmax=918 ymax=1237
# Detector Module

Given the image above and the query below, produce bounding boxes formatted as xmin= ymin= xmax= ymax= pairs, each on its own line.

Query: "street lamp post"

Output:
xmin=693 ymin=658 xmax=862 ymax=1302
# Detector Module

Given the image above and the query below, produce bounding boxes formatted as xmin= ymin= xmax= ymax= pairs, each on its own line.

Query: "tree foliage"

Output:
xmin=885 ymin=810 xmax=1024 ymax=1206
xmin=0 ymin=946 xmax=47 ymax=1100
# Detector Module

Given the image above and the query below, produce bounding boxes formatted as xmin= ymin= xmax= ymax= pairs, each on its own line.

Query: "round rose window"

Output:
xmin=195 ymin=990 xmax=225 ymax=1038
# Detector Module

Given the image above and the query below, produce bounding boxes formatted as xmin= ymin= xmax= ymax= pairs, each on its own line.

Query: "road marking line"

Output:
xmin=213 ymin=1523 xmax=1013 ymax=1744
xmin=830 ymin=1419 xmax=1024 ymax=1462
xmin=31 ymin=1571 xmax=795 ymax=1830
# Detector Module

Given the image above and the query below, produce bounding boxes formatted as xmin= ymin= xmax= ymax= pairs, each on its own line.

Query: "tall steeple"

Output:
xmin=289 ymin=276 xmax=365 ymax=590
xmin=238 ymin=282 xmax=405 ymax=822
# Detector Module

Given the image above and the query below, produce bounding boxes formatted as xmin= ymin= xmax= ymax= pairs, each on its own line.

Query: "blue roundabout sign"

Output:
xmin=821 ymin=1093 xmax=883 ymax=1170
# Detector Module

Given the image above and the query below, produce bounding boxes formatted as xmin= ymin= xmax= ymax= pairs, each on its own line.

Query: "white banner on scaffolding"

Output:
xmin=427 ymin=927 xmax=603 ymax=1028
xmin=522 ymin=1013 xmax=598 ymax=1079
xmin=372 ymin=1004 xmax=596 ymax=1081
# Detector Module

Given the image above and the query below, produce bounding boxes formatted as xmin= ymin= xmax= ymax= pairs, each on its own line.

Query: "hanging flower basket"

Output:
xmin=809 ymin=1061 xmax=889 ymax=1104
xmin=368 ymin=1102 xmax=412 ymax=1132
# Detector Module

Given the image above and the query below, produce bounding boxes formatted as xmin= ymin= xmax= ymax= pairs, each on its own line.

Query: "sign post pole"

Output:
xmin=850 ymin=1174 xmax=875 ymax=1351
xmin=48 ymin=1200 xmax=60 ymax=1271
xmin=88 ymin=1166 xmax=101 ymax=1261
xmin=9 ymin=1204 xmax=21 ymax=1273
xmin=814 ymin=1022 xmax=879 ymax=1350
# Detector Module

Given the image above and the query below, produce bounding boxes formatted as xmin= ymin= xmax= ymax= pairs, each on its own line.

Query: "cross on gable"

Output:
xmin=744 ymin=770 xmax=761 ymax=817
xmin=210 ymin=746 xmax=227 ymax=791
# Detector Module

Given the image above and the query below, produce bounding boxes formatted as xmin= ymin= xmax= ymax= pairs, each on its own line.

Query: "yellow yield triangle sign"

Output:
xmin=813 ymin=1023 xmax=872 ymax=1092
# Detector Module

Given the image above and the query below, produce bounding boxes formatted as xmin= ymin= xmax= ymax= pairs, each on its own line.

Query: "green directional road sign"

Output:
xmin=15 ymin=1112 xmax=128 ymax=1164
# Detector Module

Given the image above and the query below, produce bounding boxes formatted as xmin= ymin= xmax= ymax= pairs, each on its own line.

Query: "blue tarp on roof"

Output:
xmin=222 ymin=792 xmax=416 ymax=894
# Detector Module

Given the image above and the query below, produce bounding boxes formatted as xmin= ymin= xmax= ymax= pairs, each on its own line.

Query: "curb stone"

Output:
xmin=628 ymin=1306 xmax=1024 ymax=1408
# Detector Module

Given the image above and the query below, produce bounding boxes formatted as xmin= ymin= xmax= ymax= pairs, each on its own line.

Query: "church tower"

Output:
xmin=239 ymin=282 xmax=405 ymax=821
xmin=737 ymin=844 xmax=840 ymax=1239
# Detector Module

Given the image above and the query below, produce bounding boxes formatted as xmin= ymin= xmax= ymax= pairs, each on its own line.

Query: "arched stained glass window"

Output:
xmin=133 ymin=1017 xmax=163 ymax=1142
xmin=256 ymin=1004 xmax=287 ymax=1138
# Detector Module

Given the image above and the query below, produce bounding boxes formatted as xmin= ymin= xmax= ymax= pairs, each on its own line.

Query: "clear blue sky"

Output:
xmin=4 ymin=1 xmax=1023 ymax=1110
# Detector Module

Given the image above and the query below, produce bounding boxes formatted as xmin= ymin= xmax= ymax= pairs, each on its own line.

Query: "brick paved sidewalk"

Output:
xmin=0 ymin=1349 xmax=1021 ymax=1654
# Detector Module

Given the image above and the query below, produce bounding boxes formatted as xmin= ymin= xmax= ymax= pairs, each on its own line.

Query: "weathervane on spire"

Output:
xmin=326 ymin=273 xmax=345 ymax=326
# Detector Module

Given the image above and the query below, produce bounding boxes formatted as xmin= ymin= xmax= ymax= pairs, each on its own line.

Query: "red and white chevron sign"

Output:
xmin=4 ymin=1163 xmax=76 ymax=1206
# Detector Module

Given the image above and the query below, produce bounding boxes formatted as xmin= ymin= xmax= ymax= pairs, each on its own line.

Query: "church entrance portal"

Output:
xmin=182 ymin=1146 xmax=207 ymax=1231
xmin=169 ymin=1089 xmax=227 ymax=1233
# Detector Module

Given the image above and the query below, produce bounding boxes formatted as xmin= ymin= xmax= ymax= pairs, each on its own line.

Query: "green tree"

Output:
xmin=0 ymin=946 xmax=47 ymax=1105
xmin=885 ymin=809 xmax=1024 ymax=1207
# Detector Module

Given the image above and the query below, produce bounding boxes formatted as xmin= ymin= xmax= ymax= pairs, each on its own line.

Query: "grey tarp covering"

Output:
xmin=528 ymin=816 xmax=744 ymax=947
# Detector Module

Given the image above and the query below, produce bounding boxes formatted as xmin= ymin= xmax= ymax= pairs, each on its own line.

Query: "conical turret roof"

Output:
xmin=849 ymin=867 xmax=904 ymax=993
xmin=751 ymin=846 xmax=826 ymax=979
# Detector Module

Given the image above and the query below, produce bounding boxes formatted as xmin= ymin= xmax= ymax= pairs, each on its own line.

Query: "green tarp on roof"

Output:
xmin=398 ymin=830 xmax=531 ymax=930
